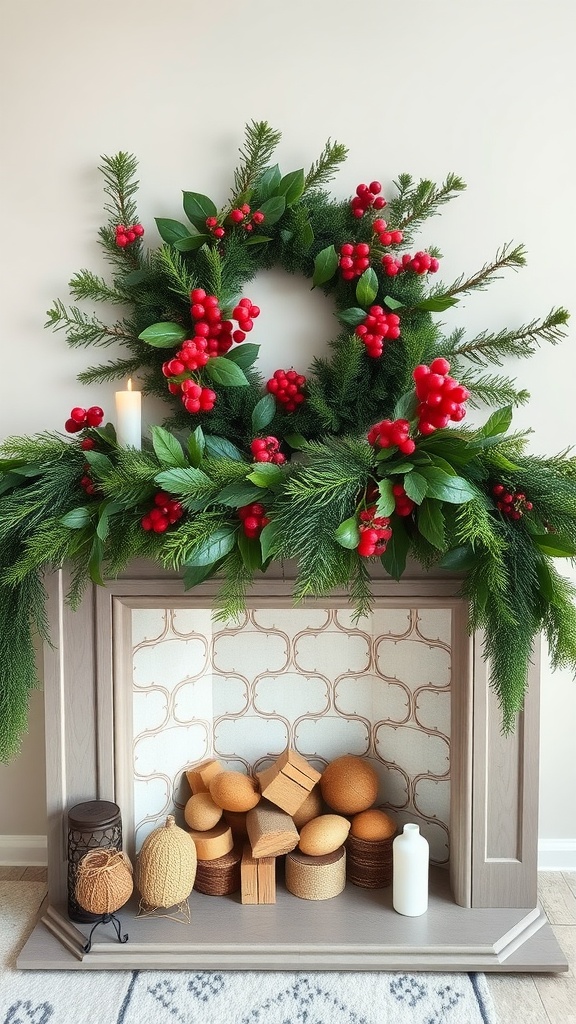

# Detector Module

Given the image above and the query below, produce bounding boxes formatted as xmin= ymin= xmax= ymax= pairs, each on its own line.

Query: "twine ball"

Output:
xmin=320 ymin=755 xmax=378 ymax=815
xmin=292 ymin=785 xmax=324 ymax=829
xmin=350 ymin=808 xmax=397 ymax=841
xmin=298 ymin=814 xmax=351 ymax=856
xmin=75 ymin=849 xmax=133 ymax=915
xmin=209 ymin=771 xmax=261 ymax=812
xmin=136 ymin=815 xmax=197 ymax=908
xmin=184 ymin=791 xmax=223 ymax=831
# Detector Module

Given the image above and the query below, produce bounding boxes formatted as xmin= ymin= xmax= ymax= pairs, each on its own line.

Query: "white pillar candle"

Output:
xmin=115 ymin=379 xmax=142 ymax=449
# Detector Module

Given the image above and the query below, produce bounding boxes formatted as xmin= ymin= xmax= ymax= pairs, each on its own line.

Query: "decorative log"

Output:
xmin=256 ymin=748 xmax=321 ymax=816
xmin=188 ymin=821 xmax=233 ymax=861
xmin=240 ymin=844 xmax=276 ymax=904
xmin=185 ymin=758 xmax=224 ymax=794
xmin=246 ymin=800 xmax=299 ymax=858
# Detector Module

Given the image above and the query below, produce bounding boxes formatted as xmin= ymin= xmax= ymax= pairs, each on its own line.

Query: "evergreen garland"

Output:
xmin=0 ymin=120 xmax=574 ymax=759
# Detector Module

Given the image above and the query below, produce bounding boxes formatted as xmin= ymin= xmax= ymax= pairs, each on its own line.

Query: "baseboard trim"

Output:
xmin=0 ymin=835 xmax=47 ymax=866
xmin=538 ymin=839 xmax=576 ymax=871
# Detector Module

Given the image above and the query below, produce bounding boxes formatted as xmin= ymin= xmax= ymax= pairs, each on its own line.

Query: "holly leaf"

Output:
xmin=185 ymin=526 xmax=236 ymax=566
xmin=225 ymin=343 xmax=259 ymax=370
xmin=255 ymin=195 xmax=286 ymax=225
xmin=376 ymin=478 xmax=395 ymax=517
xmin=187 ymin=425 xmax=205 ymax=468
xmin=380 ymin=519 xmax=410 ymax=580
xmin=245 ymin=235 xmax=273 ymax=246
xmin=476 ymin=405 xmax=513 ymax=440
xmin=418 ymin=466 xmax=477 ymax=503
xmin=283 ymin=432 xmax=308 ymax=450
xmin=88 ymin=536 xmax=105 ymax=587
xmin=155 ymin=218 xmax=192 ymax=244
xmin=247 ymin=463 xmax=284 ymax=489
xmin=260 ymin=519 xmax=282 ymax=562
xmin=154 ymin=466 xmax=212 ymax=494
xmin=334 ymin=516 xmax=360 ymax=550
xmin=138 ymin=322 xmax=187 ymax=348
xmin=356 ymin=268 xmax=379 ymax=308
xmin=532 ymin=534 xmax=576 ymax=558
xmin=403 ymin=471 xmax=428 ymax=505
xmin=204 ymin=435 xmax=244 ymax=461
xmin=61 ymin=507 xmax=91 ymax=529
xmin=83 ymin=451 xmax=113 ymax=477
xmin=238 ymin=531 xmax=262 ymax=571
xmin=205 ymin=357 xmax=249 ymax=387
xmin=417 ymin=499 xmax=445 ymax=549
xmin=183 ymin=562 xmax=217 ymax=590
xmin=277 ymin=169 xmax=305 ymax=206
xmin=415 ymin=295 xmax=459 ymax=312
xmin=174 ymin=234 xmax=211 ymax=252
xmin=384 ymin=295 xmax=404 ymax=310
xmin=337 ymin=307 xmax=367 ymax=328
xmin=312 ymin=245 xmax=338 ymax=287
xmin=300 ymin=220 xmax=314 ymax=249
xmin=393 ymin=391 xmax=418 ymax=421
xmin=255 ymin=164 xmax=281 ymax=202
xmin=251 ymin=394 xmax=277 ymax=432
xmin=150 ymin=425 xmax=187 ymax=468
xmin=182 ymin=191 xmax=218 ymax=231
xmin=438 ymin=545 xmax=476 ymax=571
xmin=216 ymin=481 xmax=264 ymax=507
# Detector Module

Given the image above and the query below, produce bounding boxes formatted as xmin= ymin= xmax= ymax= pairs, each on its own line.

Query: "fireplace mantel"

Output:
xmin=18 ymin=561 xmax=568 ymax=971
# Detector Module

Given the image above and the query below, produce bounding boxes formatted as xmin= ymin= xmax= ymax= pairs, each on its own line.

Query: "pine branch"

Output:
xmin=450 ymin=308 xmax=570 ymax=367
xmin=304 ymin=139 xmax=348 ymax=192
xmin=213 ymin=548 xmax=254 ymax=622
xmin=387 ymin=173 xmax=467 ymax=243
xmin=232 ymin=121 xmax=282 ymax=199
xmin=77 ymin=356 xmax=143 ymax=386
xmin=454 ymin=369 xmax=531 ymax=408
xmin=68 ymin=269 xmax=128 ymax=305
xmin=99 ymin=152 xmax=140 ymax=227
xmin=45 ymin=299 xmax=137 ymax=348
xmin=348 ymin=556 xmax=374 ymax=622
xmin=440 ymin=243 xmax=527 ymax=299
xmin=153 ymin=245 xmax=197 ymax=300
xmin=0 ymin=433 xmax=71 ymax=462
xmin=198 ymin=245 xmax=224 ymax=299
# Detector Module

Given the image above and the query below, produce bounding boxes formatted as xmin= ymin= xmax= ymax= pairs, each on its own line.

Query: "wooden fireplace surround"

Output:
xmin=17 ymin=560 xmax=568 ymax=971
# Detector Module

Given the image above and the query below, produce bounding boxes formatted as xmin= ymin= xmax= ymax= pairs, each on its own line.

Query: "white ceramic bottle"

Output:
xmin=392 ymin=823 xmax=429 ymax=916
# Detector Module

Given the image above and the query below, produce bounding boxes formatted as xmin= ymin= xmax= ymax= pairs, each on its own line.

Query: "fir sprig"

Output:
xmin=232 ymin=120 xmax=282 ymax=200
xmin=304 ymin=139 xmax=349 ymax=192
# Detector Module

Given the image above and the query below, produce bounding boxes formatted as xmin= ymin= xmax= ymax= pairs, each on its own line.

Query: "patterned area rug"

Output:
xmin=0 ymin=881 xmax=498 ymax=1024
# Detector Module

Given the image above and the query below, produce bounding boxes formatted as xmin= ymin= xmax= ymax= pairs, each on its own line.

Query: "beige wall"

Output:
xmin=1 ymin=0 xmax=575 ymax=842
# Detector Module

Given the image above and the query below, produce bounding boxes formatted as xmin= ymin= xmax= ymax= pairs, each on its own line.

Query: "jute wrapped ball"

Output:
xmin=320 ymin=755 xmax=378 ymax=815
xmin=209 ymin=771 xmax=261 ymax=812
xmin=350 ymin=808 xmax=396 ymax=841
xmin=136 ymin=815 xmax=197 ymax=908
xmin=292 ymin=785 xmax=324 ymax=829
xmin=75 ymin=849 xmax=133 ymax=915
xmin=184 ymin=792 xmax=223 ymax=831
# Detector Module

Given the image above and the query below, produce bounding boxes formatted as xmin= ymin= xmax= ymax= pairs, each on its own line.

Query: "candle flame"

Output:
xmin=127 ymin=378 xmax=133 ymax=392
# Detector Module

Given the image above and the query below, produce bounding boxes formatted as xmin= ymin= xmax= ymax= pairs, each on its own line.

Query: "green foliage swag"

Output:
xmin=1 ymin=120 xmax=576 ymax=760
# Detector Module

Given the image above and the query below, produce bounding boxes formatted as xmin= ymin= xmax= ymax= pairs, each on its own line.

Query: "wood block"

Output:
xmin=240 ymin=844 xmax=276 ymax=904
xmin=188 ymin=821 xmax=233 ymax=860
xmin=256 ymin=748 xmax=322 ymax=815
xmin=246 ymin=799 xmax=299 ymax=858
xmin=186 ymin=758 xmax=223 ymax=794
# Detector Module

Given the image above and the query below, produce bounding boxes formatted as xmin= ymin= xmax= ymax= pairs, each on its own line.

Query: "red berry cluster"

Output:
xmin=356 ymin=306 xmax=401 ymax=357
xmin=205 ymin=216 xmax=225 ymax=239
xmin=65 ymin=406 xmax=104 ymax=433
xmin=141 ymin=492 xmax=184 ymax=533
xmin=357 ymin=506 xmax=393 ymax=557
xmin=367 ymin=418 xmax=415 ymax=455
xmin=115 ymin=223 xmax=144 ymax=248
xmin=266 ymin=369 xmax=306 ymax=412
xmin=232 ymin=298 xmax=260 ymax=342
xmin=381 ymin=250 xmax=440 ymax=277
xmin=250 ymin=436 xmax=286 ymax=465
xmin=80 ymin=467 xmax=98 ymax=496
xmin=350 ymin=181 xmax=387 ymax=219
xmin=339 ymin=243 xmax=371 ymax=280
xmin=393 ymin=482 xmax=415 ymax=517
xmin=179 ymin=380 xmax=217 ymax=414
xmin=229 ymin=204 xmax=265 ymax=233
xmin=413 ymin=358 xmax=470 ymax=435
xmin=372 ymin=218 xmax=403 ymax=247
xmin=492 ymin=484 xmax=533 ymax=520
xmin=238 ymin=502 xmax=269 ymax=538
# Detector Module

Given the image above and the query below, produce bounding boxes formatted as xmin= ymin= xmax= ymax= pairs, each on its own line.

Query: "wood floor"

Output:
xmin=1 ymin=867 xmax=574 ymax=1022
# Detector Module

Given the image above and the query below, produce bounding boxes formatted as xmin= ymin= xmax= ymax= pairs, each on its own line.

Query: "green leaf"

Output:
xmin=379 ymin=462 xmax=414 ymax=476
xmin=532 ymin=534 xmax=576 ymax=558
xmin=150 ymin=425 xmax=187 ymax=468
xmin=205 ymin=356 xmax=249 ymax=387
xmin=185 ymin=526 xmax=236 ymax=566
xmin=535 ymin=559 xmax=558 ymax=604
xmin=375 ymin=447 xmax=398 ymax=463
xmin=155 ymin=218 xmax=192 ymax=244
xmin=61 ymin=507 xmax=91 ymax=529
xmin=380 ymin=519 xmax=410 ymax=580
xmin=438 ymin=545 xmax=476 ymax=571
xmin=88 ymin=536 xmax=105 ymax=587
xmin=337 ymin=307 xmax=367 ymax=328
xmin=477 ymin=405 xmax=513 ymax=439
xmin=83 ymin=451 xmax=113 ymax=477
xmin=312 ymin=245 xmax=338 ymax=287
xmin=403 ymin=471 xmax=428 ymax=505
xmin=183 ymin=562 xmax=216 ymax=590
xmin=122 ymin=269 xmax=154 ymax=288
xmin=418 ymin=466 xmax=477 ymax=503
xmin=245 ymin=235 xmax=273 ymax=246
xmin=393 ymin=391 xmax=418 ymax=421
xmin=417 ymin=499 xmax=445 ymax=549
xmin=277 ymin=169 xmax=305 ymax=206
xmin=259 ymin=519 xmax=281 ymax=563
xmin=216 ymin=481 xmax=264 ymax=507
xmin=187 ymin=426 xmax=205 ymax=468
xmin=138 ymin=321 xmax=187 ymax=348
xmin=284 ymin=432 xmax=307 ymax=450
xmin=224 ymin=343 xmax=259 ymax=370
xmin=487 ymin=452 xmax=520 ymax=472
xmin=182 ymin=191 xmax=218 ymax=231
xmin=300 ymin=220 xmax=314 ymax=249
xmin=251 ymin=394 xmax=277 ymax=432
xmin=427 ymin=454 xmax=458 ymax=476
xmin=255 ymin=164 xmax=281 ymax=202
xmin=256 ymin=195 xmax=286 ymax=226
xmin=247 ymin=463 xmax=284 ymax=488
xmin=384 ymin=295 xmax=404 ymax=310
xmin=154 ymin=466 xmax=212 ymax=494
xmin=334 ymin=516 xmax=361 ymax=550
xmin=356 ymin=268 xmax=379 ymax=307
xmin=204 ymin=435 xmax=243 ymax=461
xmin=237 ymin=531 xmax=262 ymax=571
xmin=416 ymin=295 xmax=459 ymax=312
xmin=376 ymin=478 xmax=395 ymax=517
xmin=174 ymin=234 xmax=211 ymax=252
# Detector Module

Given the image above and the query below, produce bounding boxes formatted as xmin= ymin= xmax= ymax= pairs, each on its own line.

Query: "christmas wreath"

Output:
xmin=1 ymin=120 xmax=575 ymax=761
